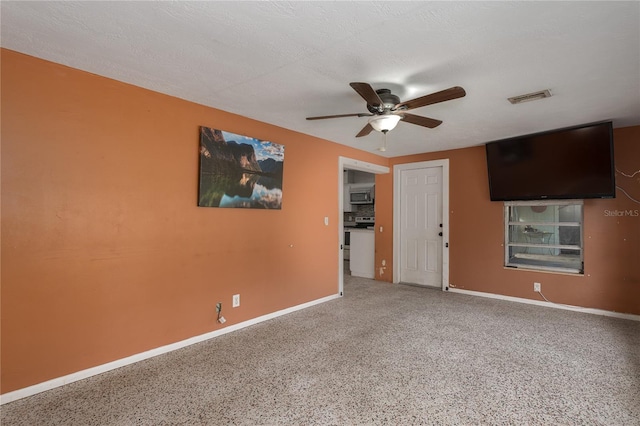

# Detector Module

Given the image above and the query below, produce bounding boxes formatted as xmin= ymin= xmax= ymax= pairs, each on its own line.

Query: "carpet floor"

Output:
xmin=2 ymin=275 xmax=639 ymax=425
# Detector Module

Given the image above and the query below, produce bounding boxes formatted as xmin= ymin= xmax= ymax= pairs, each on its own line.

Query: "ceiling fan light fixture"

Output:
xmin=368 ymin=114 xmax=401 ymax=132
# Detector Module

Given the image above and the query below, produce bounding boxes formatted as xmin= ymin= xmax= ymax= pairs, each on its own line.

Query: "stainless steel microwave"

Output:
xmin=350 ymin=186 xmax=374 ymax=204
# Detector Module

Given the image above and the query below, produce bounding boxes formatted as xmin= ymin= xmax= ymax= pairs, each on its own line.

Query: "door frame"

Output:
xmin=393 ymin=159 xmax=450 ymax=290
xmin=338 ymin=157 xmax=389 ymax=296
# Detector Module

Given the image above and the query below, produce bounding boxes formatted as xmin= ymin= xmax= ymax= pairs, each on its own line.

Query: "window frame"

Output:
xmin=504 ymin=200 xmax=584 ymax=274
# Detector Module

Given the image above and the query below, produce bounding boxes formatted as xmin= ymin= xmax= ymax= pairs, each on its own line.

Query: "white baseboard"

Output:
xmin=0 ymin=293 xmax=341 ymax=405
xmin=448 ymin=288 xmax=640 ymax=321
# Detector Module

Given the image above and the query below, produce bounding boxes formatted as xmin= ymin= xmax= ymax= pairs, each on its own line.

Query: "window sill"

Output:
xmin=504 ymin=264 xmax=584 ymax=276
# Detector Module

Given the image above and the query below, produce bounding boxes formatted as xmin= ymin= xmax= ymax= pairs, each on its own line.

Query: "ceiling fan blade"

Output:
xmin=395 ymin=86 xmax=466 ymax=111
xmin=355 ymin=123 xmax=374 ymax=138
xmin=401 ymin=113 xmax=443 ymax=129
xmin=306 ymin=113 xmax=373 ymax=120
xmin=350 ymin=82 xmax=384 ymax=108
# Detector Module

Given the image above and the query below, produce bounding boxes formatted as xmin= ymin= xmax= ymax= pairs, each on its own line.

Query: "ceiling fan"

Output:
xmin=306 ymin=82 xmax=466 ymax=137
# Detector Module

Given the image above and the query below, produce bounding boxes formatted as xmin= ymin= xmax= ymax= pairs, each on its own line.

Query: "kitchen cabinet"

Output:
xmin=343 ymin=184 xmax=353 ymax=212
xmin=348 ymin=170 xmax=375 ymax=184
xmin=349 ymin=229 xmax=375 ymax=279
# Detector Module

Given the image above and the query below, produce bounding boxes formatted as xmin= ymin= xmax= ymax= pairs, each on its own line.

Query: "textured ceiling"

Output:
xmin=2 ymin=1 xmax=639 ymax=157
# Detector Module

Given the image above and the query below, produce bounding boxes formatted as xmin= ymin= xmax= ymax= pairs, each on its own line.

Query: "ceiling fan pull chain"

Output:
xmin=379 ymin=131 xmax=388 ymax=152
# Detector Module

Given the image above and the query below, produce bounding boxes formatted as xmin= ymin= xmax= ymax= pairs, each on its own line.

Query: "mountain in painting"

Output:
xmin=200 ymin=127 xmax=261 ymax=174
xmin=258 ymin=158 xmax=283 ymax=175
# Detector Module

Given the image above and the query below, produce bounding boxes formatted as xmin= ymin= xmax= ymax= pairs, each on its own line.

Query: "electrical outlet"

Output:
xmin=534 ymin=282 xmax=541 ymax=292
xmin=232 ymin=294 xmax=240 ymax=308
xmin=216 ymin=302 xmax=222 ymax=313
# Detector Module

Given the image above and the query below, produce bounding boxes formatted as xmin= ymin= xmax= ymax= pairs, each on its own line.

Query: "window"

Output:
xmin=504 ymin=201 xmax=583 ymax=274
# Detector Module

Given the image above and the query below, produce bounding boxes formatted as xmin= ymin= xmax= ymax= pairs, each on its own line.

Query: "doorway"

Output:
xmin=393 ymin=160 xmax=449 ymax=290
xmin=338 ymin=157 xmax=389 ymax=296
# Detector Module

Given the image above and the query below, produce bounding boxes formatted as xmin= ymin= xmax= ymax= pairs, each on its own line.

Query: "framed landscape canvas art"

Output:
xmin=198 ymin=127 xmax=285 ymax=209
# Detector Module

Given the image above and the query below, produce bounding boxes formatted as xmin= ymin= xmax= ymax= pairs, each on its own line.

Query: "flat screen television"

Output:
xmin=485 ymin=121 xmax=615 ymax=201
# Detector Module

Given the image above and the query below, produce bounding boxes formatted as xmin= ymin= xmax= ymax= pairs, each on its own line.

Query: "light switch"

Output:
xmin=324 ymin=216 xmax=329 ymax=226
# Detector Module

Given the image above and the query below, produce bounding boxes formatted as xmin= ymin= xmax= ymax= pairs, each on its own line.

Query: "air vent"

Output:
xmin=508 ymin=89 xmax=552 ymax=104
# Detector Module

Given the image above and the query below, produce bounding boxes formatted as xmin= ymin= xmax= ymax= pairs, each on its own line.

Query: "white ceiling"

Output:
xmin=2 ymin=1 xmax=639 ymax=157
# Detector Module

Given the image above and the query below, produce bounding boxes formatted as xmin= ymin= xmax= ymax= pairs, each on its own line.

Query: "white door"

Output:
xmin=400 ymin=167 xmax=443 ymax=287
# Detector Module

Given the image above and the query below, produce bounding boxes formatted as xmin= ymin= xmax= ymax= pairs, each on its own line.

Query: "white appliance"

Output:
xmin=350 ymin=227 xmax=375 ymax=279
xmin=344 ymin=217 xmax=374 ymax=263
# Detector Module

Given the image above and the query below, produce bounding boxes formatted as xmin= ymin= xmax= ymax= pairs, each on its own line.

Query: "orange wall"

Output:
xmin=0 ymin=49 xmax=387 ymax=393
xmin=2 ymin=48 xmax=638 ymax=396
xmin=375 ymin=127 xmax=640 ymax=315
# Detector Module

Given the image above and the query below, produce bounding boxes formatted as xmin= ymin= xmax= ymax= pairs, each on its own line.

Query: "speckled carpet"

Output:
xmin=2 ymin=275 xmax=639 ymax=425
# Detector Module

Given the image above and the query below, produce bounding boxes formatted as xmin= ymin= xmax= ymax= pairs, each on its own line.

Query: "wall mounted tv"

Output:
xmin=485 ymin=121 xmax=615 ymax=201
